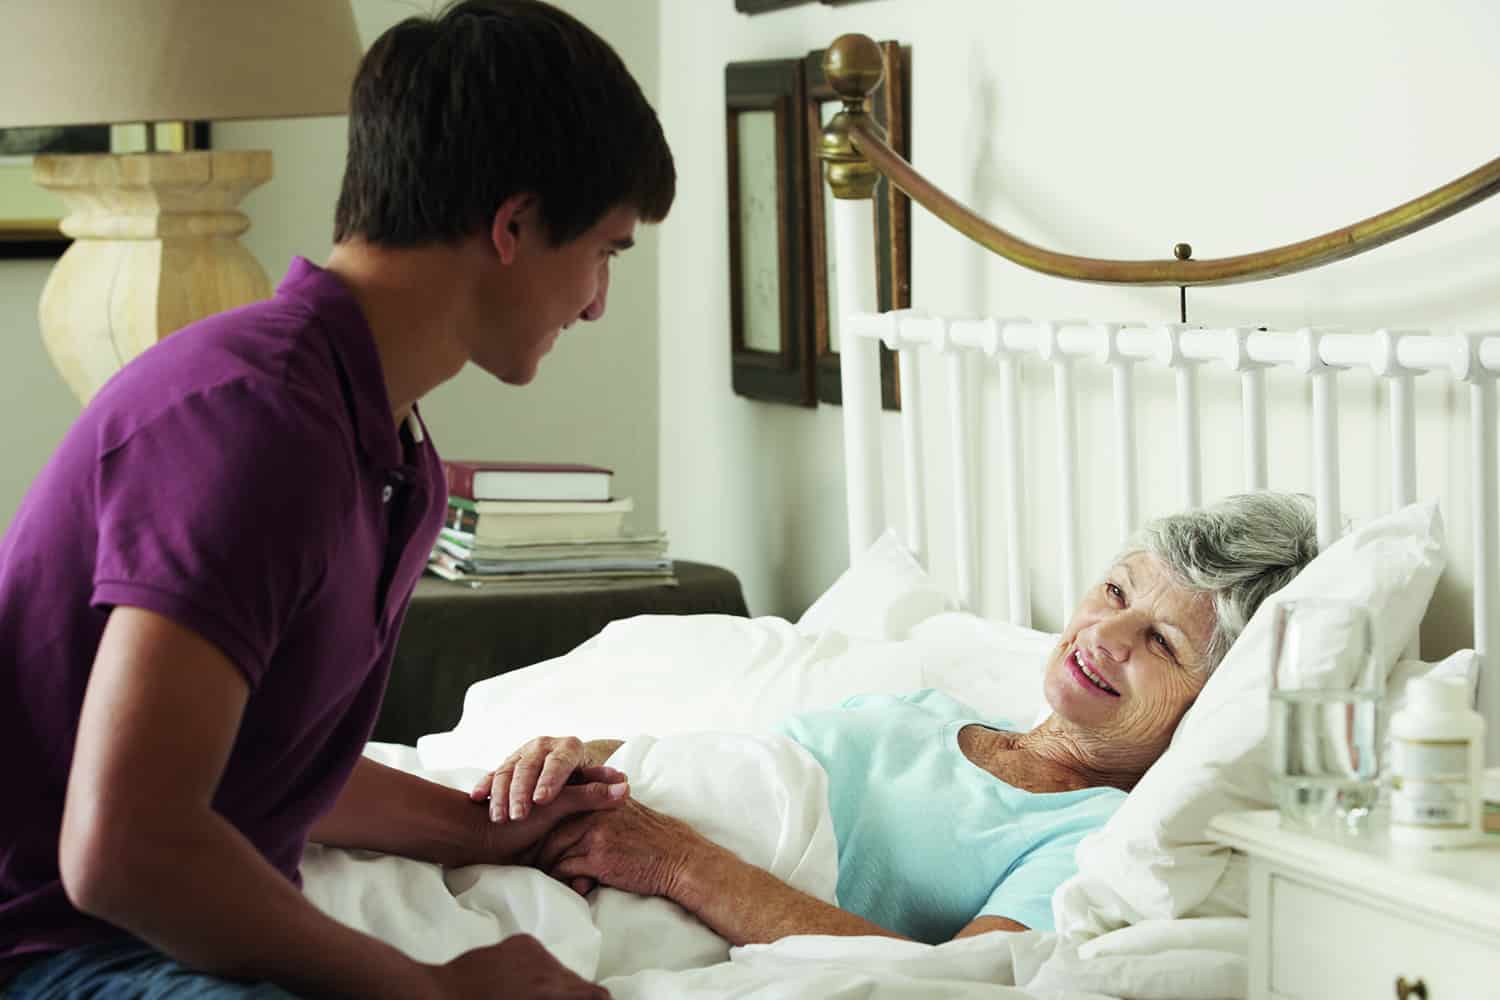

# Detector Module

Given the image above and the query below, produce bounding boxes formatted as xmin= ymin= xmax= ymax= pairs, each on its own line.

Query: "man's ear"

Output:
xmin=490 ymin=193 xmax=539 ymax=266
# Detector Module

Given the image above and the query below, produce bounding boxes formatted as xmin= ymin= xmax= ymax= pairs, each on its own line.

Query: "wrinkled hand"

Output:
xmin=471 ymin=736 xmax=624 ymax=824
xmin=425 ymin=933 xmax=608 ymax=999
xmin=532 ymin=799 xmax=719 ymax=903
xmin=470 ymin=736 xmax=629 ymax=876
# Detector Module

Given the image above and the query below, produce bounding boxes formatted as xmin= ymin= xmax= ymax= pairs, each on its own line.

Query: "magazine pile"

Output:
xmin=428 ymin=460 xmax=674 ymax=589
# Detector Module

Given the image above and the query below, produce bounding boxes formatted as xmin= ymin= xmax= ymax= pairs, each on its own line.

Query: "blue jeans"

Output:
xmin=5 ymin=940 xmax=298 ymax=999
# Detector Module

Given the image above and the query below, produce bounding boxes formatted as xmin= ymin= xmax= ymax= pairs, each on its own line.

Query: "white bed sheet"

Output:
xmin=303 ymin=709 xmax=1246 ymax=999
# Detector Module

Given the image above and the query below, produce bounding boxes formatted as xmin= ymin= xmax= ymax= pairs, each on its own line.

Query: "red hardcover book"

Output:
xmin=443 ymin=460 xmax=614 ymax=502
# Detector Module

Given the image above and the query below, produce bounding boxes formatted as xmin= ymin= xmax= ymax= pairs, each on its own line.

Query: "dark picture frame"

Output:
xmin=0 ymin=122 xmax=210 ymax=260
xmin=735 ymin=0 xmax=866 ymax=12
xmin=726 ymin=58 xmax=815 ymax=406
xmin=805 ymin=41 xmax=910 ymax=408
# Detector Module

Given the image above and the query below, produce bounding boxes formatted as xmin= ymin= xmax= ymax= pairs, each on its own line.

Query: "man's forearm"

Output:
xmin=311 ymin=754 xmax=617 ymax=867
xmin=310 ymin=756 xmax=491 ymax=867
xmin=71 ymin=807 xmax=433 ymax=1000
xmin=674 ymin=848 xmax=904 ymax=946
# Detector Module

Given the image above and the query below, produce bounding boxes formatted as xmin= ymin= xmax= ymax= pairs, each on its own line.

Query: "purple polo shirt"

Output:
xmin=0 ymin=257 xmax=445 ymax=975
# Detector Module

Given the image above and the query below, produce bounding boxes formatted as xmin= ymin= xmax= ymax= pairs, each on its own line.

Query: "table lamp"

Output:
xmin=0 ymin=0 xmax=362 ymax=403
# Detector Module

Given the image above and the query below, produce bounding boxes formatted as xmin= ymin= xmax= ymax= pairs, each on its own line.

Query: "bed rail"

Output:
xmin=818 ymin=34 xmax=1500 ymax=761
xmin=818 ymin=34 xmax=1500 ymax=288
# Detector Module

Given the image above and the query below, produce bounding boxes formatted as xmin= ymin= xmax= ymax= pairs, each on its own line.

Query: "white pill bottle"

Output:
xmin=1390 ymin=676 xmax=1485 ymax=848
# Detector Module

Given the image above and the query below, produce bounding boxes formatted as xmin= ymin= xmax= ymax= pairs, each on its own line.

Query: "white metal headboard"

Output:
xmin=831 ymin=196 xmax=1500 ymax=761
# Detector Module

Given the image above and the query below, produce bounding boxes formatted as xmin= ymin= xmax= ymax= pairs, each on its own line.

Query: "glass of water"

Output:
xmin=1268 ymin=598 xmax=1382 ymax=833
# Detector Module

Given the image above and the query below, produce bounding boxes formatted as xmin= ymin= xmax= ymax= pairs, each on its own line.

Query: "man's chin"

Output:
xmin=476 ymin=358 xmax=540 ymax=386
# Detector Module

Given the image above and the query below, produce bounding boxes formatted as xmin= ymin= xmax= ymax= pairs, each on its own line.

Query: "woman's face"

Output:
xmin=1042 ymin=551 xmax=1217 ymax=753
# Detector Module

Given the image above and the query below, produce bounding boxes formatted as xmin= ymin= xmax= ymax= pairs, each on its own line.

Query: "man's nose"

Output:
xmin=580 ymin=266 xmax=610 ymax=322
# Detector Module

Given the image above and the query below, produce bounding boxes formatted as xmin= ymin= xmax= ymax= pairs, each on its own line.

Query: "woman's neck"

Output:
xmin=971 ymin=717 xmax=1155 ymax=793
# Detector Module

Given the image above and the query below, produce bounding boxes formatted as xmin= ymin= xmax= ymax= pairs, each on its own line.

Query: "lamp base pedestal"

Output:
xmin=33 ymin=149 xmax=274 ymax=403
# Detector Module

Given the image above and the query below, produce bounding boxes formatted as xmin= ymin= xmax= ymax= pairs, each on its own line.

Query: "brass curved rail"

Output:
xmin=821 ymin=34 xmax=1500 ymax=288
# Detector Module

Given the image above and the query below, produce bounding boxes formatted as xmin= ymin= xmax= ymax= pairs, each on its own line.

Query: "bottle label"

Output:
xmin=1392 ymin=779 xmax=1469 ymax=828
xmin=1392 ymin=739 xmax=1469 ymax=781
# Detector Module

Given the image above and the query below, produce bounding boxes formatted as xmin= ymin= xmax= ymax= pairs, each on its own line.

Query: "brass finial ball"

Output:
xmin=824 ymin=34 xmax=885 ymax=102
xmin=1173 ymin=242 xmax=1193 ymax=260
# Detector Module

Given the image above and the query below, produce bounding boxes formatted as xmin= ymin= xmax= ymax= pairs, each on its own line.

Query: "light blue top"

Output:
xmin=776 ymin=689 xmax=1124 ymax=943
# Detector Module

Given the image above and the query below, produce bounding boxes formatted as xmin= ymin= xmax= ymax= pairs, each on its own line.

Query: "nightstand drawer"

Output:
xmin=1268 ymin=872 xmax=1500 ymax=999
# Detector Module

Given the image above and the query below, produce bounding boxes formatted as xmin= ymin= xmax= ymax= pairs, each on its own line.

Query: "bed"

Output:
xmin=300 ymin=34 xmax=1500 ymax=999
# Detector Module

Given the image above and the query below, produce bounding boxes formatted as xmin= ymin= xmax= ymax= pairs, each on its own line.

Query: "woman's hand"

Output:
xmin=471 ymin=736 xmax=625 ymax=823
xmin=530 ymin=799 xmax=720 ymax=902
xmin=477 ymin=777 xmax=630 ymax=868
xmin=535 ymin=801 xmax=903 ymax=947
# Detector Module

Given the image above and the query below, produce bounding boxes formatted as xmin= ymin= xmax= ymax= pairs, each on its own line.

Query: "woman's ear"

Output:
xmin=490 ymin=193 xmax=538 ymax=265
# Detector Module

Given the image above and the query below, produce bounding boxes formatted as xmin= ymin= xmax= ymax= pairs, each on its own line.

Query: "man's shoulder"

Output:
xmin=96 ymin=370 xmax=345 ymax=459
xmin=84 ymin=366 xmax=356 ymax=534
xmin=94 ymin=297 xmax=349 ymax=446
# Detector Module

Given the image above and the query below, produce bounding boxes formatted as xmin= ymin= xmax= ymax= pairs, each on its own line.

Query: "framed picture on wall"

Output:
xmin=805 ymin=40 xmax=909 ymax=409
xmin=725 ymin=58 xmax=815 ymax=406
xmin=0 ymin=122 xmax=209 ymax=259
xmin=735 ymin=0 xmax=870 ymax=12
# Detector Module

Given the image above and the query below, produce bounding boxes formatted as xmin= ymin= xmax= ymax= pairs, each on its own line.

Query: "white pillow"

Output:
xmin=908 ymin=612 xmax=1057 ymax=727
xmin=1386 ymin=648 xmax=1479 ymax=715
xmin=406 ymin=522 xmax=1046 ymax=772
xmin=412 ymin=610 xmax=1058 ymax=772
xmin=1054 ymin=499 xmax=1446 ymax=940
xmin=796 ymin=529 xmax=955 ymax=640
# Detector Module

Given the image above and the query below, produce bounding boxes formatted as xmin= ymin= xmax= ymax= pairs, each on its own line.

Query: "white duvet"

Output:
xmin=302 ymin=728 xmax=1246 ymax=999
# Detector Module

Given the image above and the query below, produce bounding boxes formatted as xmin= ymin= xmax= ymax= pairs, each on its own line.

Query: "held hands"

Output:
xmin=472 ymin=736 xmax=720 ymax=904
xmin=470 ymin=736 xmax=629 ymax=872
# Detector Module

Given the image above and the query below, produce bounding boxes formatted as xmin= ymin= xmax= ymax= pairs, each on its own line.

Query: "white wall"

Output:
xmin=0 ymin=252 xmax=76 ymax=524
xmin=0 ymin=0 xmax=663 ymax=537
xmin=5 ymin=1 xmax=1497 ymax=643
xmin=657 ymin=0 xmax=1500 ymax=640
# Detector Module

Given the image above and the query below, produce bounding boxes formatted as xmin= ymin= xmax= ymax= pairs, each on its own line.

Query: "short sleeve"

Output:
xmin=976 ymin=832 xmax=1088 ymax=932
xmin=91 ymin=380 xmax=348 ymax=688
xmin=975 ymin=787 xmax=1125 ymax=934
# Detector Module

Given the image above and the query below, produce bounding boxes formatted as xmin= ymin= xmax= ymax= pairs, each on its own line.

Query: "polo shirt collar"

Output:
xmin=276 ymin=257 xmax=404 ymax=470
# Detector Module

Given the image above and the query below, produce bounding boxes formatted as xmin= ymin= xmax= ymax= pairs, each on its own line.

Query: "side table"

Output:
xmin=373 ymin=560 xmax=749 ymax=745
xmin=1209 ymin=809 xmax=1500 ymax=1000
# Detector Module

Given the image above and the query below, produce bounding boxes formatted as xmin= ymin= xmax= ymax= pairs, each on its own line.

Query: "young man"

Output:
xmin=0 ymin=2 xmax=674 ymax=997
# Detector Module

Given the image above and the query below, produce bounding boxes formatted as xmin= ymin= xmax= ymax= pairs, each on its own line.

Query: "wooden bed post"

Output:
xmin=820 ymin=35 xmax=887 ymax=564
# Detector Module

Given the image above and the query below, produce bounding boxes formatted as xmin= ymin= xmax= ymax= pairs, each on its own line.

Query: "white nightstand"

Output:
xmin=1209 ymin=810 xmax=1500 ymax=1000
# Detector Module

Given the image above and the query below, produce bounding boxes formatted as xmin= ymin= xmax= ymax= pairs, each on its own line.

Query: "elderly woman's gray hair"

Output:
xmin=1123 ymin=492 xmax=1318 ymax=672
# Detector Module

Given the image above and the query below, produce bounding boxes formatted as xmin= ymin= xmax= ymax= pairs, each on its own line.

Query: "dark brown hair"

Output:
xmin=333 ymin=0 xmax=675 ymax=247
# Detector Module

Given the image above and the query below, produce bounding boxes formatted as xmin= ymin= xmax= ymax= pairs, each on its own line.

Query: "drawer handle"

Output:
xmin=1396 ymin=977 xmax=1427 ymax=1000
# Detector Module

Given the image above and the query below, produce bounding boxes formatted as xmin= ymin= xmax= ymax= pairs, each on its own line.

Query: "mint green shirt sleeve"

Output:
xmin=977 ymin=824 xmax=1095 ymax=931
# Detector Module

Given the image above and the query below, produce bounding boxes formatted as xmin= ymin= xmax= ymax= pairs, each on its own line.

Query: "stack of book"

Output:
xmin=428 ymin=460 xmax=676 ymax=589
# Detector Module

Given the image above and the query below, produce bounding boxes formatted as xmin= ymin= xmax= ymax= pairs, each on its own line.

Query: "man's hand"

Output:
xmin=310 ymin=754 xmax=628 ymax=871
xmin=478 ymin=777 xmax=630 ymax=868
xmin=471 ymin=736 xmax=624 ymax=823
xmin=425 ymin=934 xmax=607 ymax=999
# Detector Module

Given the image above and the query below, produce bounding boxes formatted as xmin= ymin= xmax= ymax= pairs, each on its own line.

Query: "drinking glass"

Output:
xmin=1267 ymin=598 xmax=1382 ymax=832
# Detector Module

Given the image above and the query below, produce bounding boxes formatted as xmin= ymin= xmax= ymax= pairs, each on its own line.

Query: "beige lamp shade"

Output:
xmin=0 ymin=1 xmax=363 ymax=404
xmin=0 ymin=0 xmax=362 ymax=127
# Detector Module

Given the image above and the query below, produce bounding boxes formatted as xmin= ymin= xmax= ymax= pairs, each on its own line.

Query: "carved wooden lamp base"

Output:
xmin=33 ymin=149 xmax=274 ymax=403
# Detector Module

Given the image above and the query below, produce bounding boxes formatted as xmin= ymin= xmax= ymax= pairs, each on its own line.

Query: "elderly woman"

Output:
xmin=472 ymin=492 xmax=1318 ymax=946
